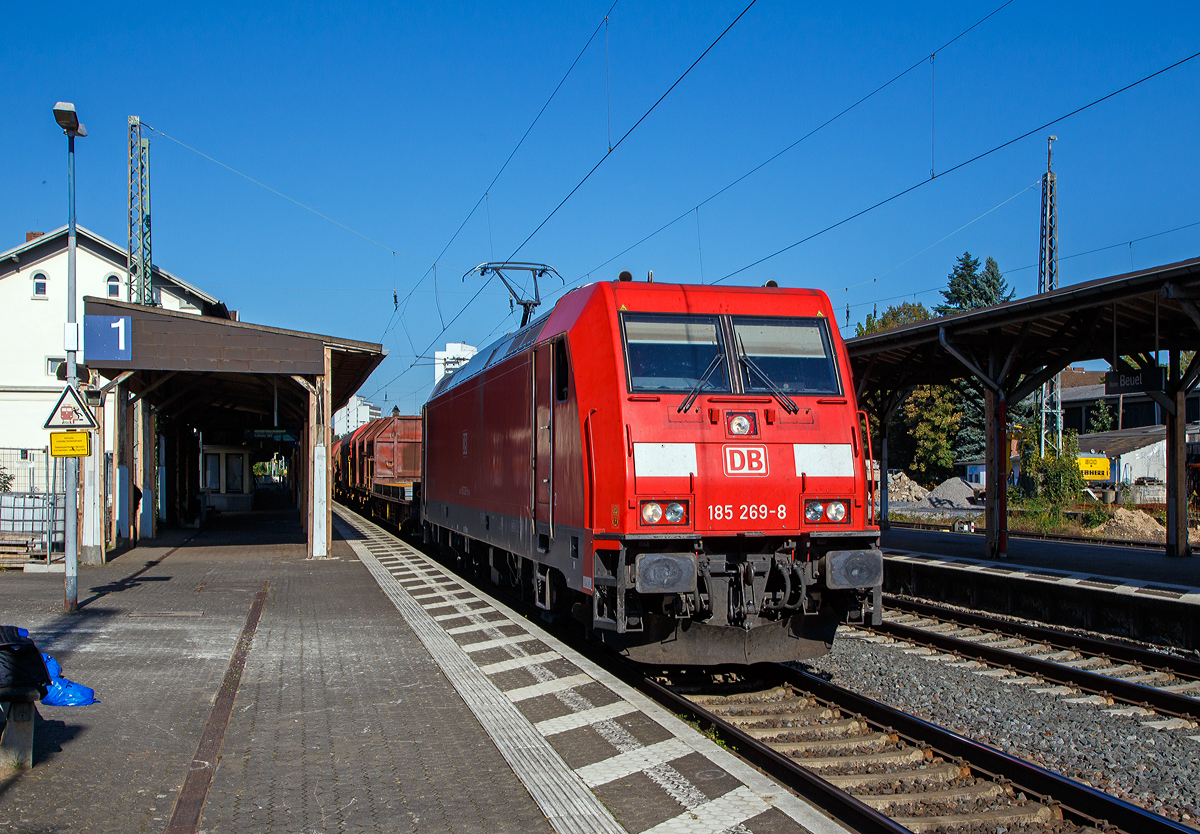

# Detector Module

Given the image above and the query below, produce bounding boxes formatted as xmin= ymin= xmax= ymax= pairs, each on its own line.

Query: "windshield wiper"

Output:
xmin=678 ymin=353 xmax=725 ymax=413
xmin=736 ymin=336 xmax=799 ymax=414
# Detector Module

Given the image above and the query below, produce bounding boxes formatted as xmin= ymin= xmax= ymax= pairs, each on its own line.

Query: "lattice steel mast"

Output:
xmin=128 ymin=116 xmax=153 ymax=305
xmin=1038 ymin=135 xmax=1061 ymax=455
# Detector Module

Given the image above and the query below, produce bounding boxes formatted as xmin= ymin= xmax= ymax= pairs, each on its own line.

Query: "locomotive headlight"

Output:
xmin=825 ymin=501 xmax=847 ymax=522
xmin=804 ymin=501 xmax=825 ymax=522
xmin=729 ymin=415 xmax=751 ymax=435
xmin=665 ymin=502 xmax=686 ymax=523
xmin=641 ymin=502 xmax=663 ymax=524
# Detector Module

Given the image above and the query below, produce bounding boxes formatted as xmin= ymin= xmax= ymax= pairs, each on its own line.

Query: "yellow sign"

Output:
xmin=50 ymin=431 xmax=91 ymax=458
xmin=1077 ymin=455 xmax=1110 ymax=482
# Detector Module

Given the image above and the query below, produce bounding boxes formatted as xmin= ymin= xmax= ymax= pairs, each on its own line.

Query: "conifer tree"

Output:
xmin=936 ymin=253 xmax=1014 ymax=314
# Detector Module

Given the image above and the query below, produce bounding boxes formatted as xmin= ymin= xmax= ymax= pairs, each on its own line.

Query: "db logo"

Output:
xmin=723 ymin=445 xmax=768 ymax=476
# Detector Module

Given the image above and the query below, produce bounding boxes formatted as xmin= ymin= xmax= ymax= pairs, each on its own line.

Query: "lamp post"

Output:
xmin=53 ymin=102 xmax=86 ymax=613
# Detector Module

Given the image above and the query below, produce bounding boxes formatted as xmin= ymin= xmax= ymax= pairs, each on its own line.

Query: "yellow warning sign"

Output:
xmin=50 ymin=431 xmax=91 ymax=458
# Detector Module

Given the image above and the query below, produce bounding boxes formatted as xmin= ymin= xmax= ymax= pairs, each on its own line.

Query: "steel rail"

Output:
xmin=636 ymin=674 xmax=913 ymax=834
xmin=768 ymin=664 xmax=1194 ymax=834
xmin=872 ymin=616 xmax=1200 ymax=720
xmin=885 ymin=596 xmax=1200 ymax=679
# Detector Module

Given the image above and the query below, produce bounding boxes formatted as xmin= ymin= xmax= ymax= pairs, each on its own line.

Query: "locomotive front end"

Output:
xmin=595 ymin=289 xmax=883 ymax=665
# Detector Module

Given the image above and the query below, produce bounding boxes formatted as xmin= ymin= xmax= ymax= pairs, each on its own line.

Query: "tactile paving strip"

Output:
xmin=334 ymin=506 xmax=848 ymax=834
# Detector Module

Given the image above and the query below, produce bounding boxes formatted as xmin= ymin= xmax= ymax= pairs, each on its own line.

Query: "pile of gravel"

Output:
xmin=913 ymin=477 xmax=977 ymax=510
xmin=804 ymin=633 xmax=1200 ymax=827
xmin=886 ymin=472 xmax=929 ymax=503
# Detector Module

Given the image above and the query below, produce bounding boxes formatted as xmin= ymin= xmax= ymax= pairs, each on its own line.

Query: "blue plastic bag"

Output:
xmin=38 ymin=651 xmax=99 ymax=707
xmin=42 ymin=678 xmax=98 ymax=706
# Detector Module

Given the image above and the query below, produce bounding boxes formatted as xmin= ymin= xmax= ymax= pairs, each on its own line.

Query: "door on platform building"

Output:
xmin=533 ymin=342 xmax=553 ymax=538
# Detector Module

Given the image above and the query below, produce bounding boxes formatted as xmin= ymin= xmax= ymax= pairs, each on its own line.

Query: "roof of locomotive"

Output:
xmin=426 ymin=279 xmax=836 ymax=401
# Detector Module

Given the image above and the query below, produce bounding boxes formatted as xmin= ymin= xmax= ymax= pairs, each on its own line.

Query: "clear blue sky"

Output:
xmin=5 ymin=1 xmax=1199 ymax=412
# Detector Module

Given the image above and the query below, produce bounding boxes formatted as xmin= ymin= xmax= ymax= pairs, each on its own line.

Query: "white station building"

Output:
xmin=0 ymin=227 xmax=227 ymax=455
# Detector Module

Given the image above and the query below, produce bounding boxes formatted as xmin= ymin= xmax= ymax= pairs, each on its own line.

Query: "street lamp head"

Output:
xmin=53 ymin=102 xmax=86 ymax=137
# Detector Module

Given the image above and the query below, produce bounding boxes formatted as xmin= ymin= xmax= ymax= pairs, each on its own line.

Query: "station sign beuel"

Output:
xmin=50 ymin=431 xmax=91 ymax=458
xmin=83 ymin=314 xmax=132 ymax=362
xmin=44 ymin=386 xmax=98 ymax=430
xmin=1104 ymin=366 xmax=1166 ymax=395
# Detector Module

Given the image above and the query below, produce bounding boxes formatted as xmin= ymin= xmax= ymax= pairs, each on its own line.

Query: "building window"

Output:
xmin=46 ymin=357 xmax=65 ymax=377
xmin=204 ymin=453 xmax=221 ymax=491
xmin=32 ymin=272 xmax=48 ymax=299
xmin=106 ymin=275 xmax=121 ymax=298
xmin=225 ymin=454 xmax=244 ymax=493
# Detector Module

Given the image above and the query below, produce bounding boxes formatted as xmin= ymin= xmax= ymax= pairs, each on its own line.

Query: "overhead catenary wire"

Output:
xmin=1005 ymin=219 xmax=1200 ymax=273
xmin=506 ymin=0 xmax=761 ymax=260
xmin=377 ymin=0 xmax=622 ymax=343
xmin=365 ymin=280 xmax=492 ymax=401
xmin=835 ymin=217 xmax=1200 ymax=334
xmin=711 ymin=46 xmax=1200 ymax=285
xmin=370 ymin=0 xmax=757 ymax=403
xmin=565 ymin=0 xmax=1018 ymax=287
xmin=145 ymin=124 xmax=451 ymax=272
xmin=841 ymin=179 xmax=1039 ymax=294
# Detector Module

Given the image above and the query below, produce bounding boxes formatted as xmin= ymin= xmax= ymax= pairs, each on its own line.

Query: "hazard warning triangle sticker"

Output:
xmin=44 ymin=386 xmax=97 ymax=430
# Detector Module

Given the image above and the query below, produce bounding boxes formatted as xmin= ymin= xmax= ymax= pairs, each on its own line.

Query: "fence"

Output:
xmin=0 ymin=447 xmax=66 ymax=495
xmin=0 ymin=493 xmax=65 ymax=554
xmin=0 ymin=448 xmax=67 ymax=555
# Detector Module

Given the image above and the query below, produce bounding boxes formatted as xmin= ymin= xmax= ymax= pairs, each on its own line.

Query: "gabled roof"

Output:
xmin=0 ymin=225 xmax=226 ymax=315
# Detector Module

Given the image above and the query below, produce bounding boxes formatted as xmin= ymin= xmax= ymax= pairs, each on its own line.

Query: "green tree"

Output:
xmin=856 ymin=301 xmax=932 ymax=336
xmin=979 ymin=256 xmax=1013 ymax=307
xmin=0 ymin=464 xmax=13 ymax=492
xmin=952 ymin=386 xmax=987 ymax=462
xmin=936 ymin=253 xmax=1014 ymax=314
xmin=932 ymin=253 xmax=1015 ymax=461
xmin=902 ymin=386 xmax=960 ymax=485
xmin=1087 ymin=399 xmax=1115 ymax=434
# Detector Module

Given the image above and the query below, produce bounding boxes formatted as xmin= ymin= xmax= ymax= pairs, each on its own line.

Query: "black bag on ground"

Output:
xmin=0 ymin=625 xmax=51 ymax=700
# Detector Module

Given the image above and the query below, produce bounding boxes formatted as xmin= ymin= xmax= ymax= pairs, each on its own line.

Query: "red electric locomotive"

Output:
xmin=422 ymin=270 xmax=882 ymax=665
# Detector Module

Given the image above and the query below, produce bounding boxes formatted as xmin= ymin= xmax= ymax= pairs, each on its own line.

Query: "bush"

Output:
xmin=1017 ymin=429 xmax=1085 ymax=503
xmin=1081 ymin=504 xmax=1111 ymax=529
xmin=0 ymin=465 xmax=13 ymax=492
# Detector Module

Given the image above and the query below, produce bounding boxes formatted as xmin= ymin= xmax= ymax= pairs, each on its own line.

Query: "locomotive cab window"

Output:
xmin=621 ymin=313 xmax=730 ymax=393
xmin=731 ymin=316 xmax=840 ymax=395
xmin=554 ymin=338 xmax=570 ymax=401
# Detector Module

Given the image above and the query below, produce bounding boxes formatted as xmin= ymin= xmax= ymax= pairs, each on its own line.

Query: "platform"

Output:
xmin=881 ymin=527 xmax=1200 ymax=649
xmin=0 ymin=507 xmax=847 ymax=834
xmin=882 ymin=527 xmax=1200 ymax=590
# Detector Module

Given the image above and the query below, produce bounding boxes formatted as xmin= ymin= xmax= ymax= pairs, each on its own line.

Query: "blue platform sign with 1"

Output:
xmin=84 ymin=315 xmax=132 ymax=362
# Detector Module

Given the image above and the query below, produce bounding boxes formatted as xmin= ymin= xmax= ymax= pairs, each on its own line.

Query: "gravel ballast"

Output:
xmin=803 ymin=632 xmax=1200 ymax=827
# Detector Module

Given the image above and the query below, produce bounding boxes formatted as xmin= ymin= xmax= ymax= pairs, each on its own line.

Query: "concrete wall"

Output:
xmin=1115 ymin=440 xmax=1166 ymax=483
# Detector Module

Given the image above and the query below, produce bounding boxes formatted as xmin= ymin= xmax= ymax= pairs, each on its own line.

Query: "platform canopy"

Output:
xmin=83 ymin=297 xmax=383 ymax=430
xmin=82 ymin=296 xmax=385 ymax=558
xmin=846 ymin=255 xmax=1200 ymax=559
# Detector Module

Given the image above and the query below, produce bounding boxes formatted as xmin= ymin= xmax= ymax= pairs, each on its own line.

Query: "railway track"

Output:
xmin=650 ymin=664 xmax=1193 ymax=833
xmin=869 ymin=596 xmax=1200 ymax=722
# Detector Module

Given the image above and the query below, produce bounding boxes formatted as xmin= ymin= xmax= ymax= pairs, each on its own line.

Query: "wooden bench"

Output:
xmin=0 ymin=685 xmax=44 ymax=770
